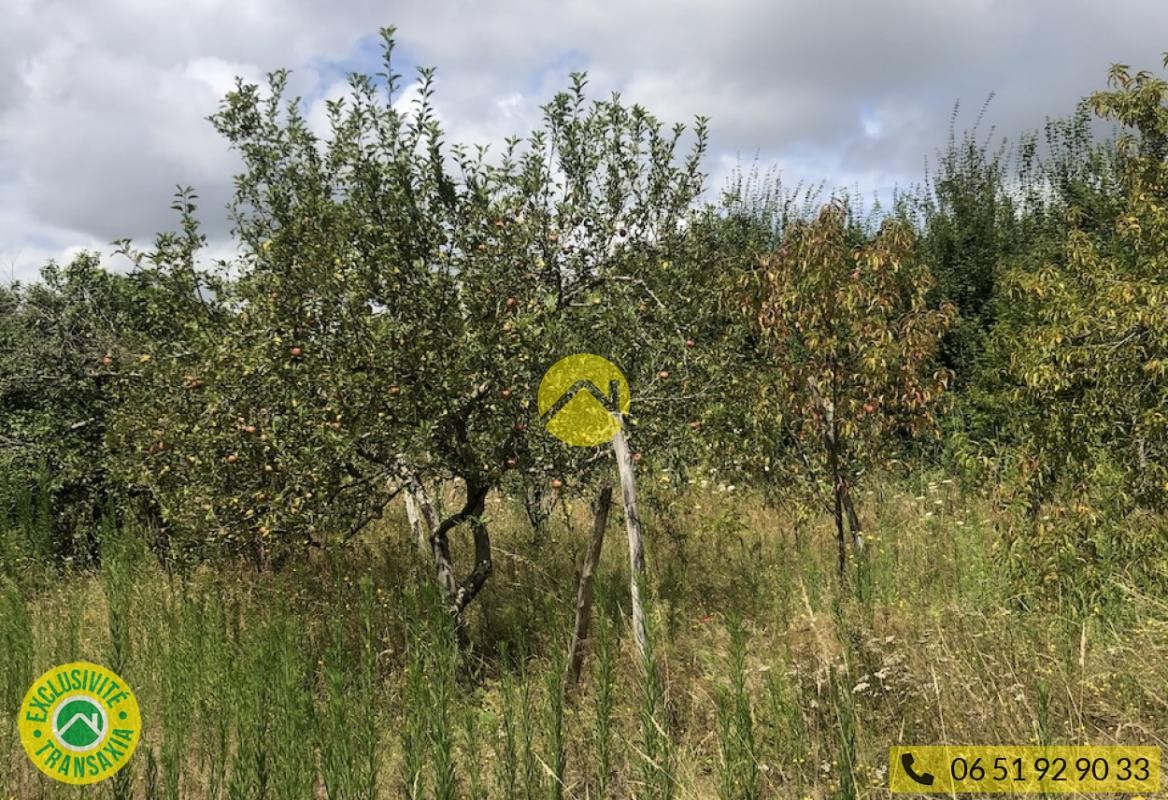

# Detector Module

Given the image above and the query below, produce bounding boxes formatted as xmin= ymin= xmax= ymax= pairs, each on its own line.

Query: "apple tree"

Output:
xmin=111 ymin=29 xmax=719 ymax=642
xmin=1 ymin=249 xmax=215 ymax=566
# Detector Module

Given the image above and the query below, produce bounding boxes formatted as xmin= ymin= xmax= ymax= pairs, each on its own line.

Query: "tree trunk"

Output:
xmin=431 ymin=519 xmax=458 ymax=615
xmin=133 ymin=487 xmax=172 ymax=571
xmin=453 ymin=514 xmax=493 ymax=616
xmin=404 ymin=491 xmax=423 ymax=550
xmin=611 ymin=426 xmax=648 ymax=659
xmin=405 ymin=476 xmax=437 ymax=556
xmin=841 ymin=478 xmax=864 ymax=552
xmin=522 ymin=481 xmax=554 ymax=543
xmin=429 ymin=481 xmax=490 ymax=644
xmin=809 ymin=375 xmax=860 ymax=575
xmin=254 ymin=533 xmax=271 ymax=573
xmin=811 ymin=378 xmax=847 ymax=578
xmin=832 ymin=474 xmax=847 ymax=578
xmin=565 ymin=483 xmax=614 ymax=691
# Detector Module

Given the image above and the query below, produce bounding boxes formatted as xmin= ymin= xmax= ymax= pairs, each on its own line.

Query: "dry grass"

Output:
xmin=1 ymin=474 xmax=1165 ymax=799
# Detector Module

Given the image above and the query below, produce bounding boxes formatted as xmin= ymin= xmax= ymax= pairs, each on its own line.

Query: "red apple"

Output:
xmin=550 ymin=478 xmax=563 ymax=489
xmin=290 ymin=346 xmax=302 ymax=357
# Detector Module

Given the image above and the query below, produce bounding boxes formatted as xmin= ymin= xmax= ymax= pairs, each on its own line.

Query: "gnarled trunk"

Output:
xmin=428 ymin=480 xmax=491 ymax=644
xmin=841 ymin=478 xmax=864 ymax=552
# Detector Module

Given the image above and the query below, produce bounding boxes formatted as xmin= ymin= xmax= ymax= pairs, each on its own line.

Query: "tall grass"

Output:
xmin=494 ymin=641 xmax=520 ymax=800
xmin=543 ymin=650 xmax=567 ymax=800
xmin=635 ymin=581 xmax=675 ymax=800
xmin=591 ymin=604 xmax=617 ymax=798
xmin=461 ymin=701 xmax=487 ymax=800
xmin=400 ymin=602 xmax=428 ymax=800
xmin=0 ymin=475 xmax=1165 ymax=798
xmin=714 ymin=616 xmax=759 ymax=800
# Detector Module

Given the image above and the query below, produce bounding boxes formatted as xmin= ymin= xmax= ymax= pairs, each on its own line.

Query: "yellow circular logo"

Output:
xmin=18 ymin=661 xmax=141 ymax=785
xmin=538 ymin=354 xmax=631 ymax=447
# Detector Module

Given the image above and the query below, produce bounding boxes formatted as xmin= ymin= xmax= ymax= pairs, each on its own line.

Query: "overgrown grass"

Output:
xmin=1 ymin=475 xmax=1166 ymax=799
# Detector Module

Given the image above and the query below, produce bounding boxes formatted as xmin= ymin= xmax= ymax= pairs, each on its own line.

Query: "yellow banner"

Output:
xmin=889 ymin=745 xmax=1160 ymax=793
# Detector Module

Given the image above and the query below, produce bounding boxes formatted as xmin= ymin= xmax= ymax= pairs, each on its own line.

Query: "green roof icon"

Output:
xmin=54 ymin=697 xmax=105 ymax=750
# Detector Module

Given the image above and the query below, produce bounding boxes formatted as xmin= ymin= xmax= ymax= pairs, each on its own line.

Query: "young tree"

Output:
xmin=742 ymin=200 xmax=955 ymax=576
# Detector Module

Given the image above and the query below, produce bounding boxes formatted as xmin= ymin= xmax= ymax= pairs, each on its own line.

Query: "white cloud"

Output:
xmin=3 ymin=0 xmax=1168 ymax=283
xmin=495 ymin=92 xmax=525 ymax=120
xmin=306 ymin=79 xmax=357 ymax=141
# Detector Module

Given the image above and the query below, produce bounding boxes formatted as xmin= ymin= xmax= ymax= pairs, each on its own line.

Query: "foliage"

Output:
xmin=106 ymin=28 xmax=719 ymax=576
xmin=909 ymin=98 xmax=1020 ymax=389
xmin=0 ymin=251 xmax=211 ymax=564
xmin=741 ymin=199 xmax=954 ymax=568
xmin=992 ymin=56 xmax=1168 ymax=514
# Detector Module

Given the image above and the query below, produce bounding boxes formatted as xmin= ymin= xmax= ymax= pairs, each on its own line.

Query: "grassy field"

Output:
xmin=2 ymin=473 xmax=1166 ymax=799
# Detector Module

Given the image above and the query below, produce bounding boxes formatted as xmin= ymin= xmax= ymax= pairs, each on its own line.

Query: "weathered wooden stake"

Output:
xmin=565 ymin=482 xmax=614 ymax=691
xmin=611 ymin=424 xmax=647 ymax=659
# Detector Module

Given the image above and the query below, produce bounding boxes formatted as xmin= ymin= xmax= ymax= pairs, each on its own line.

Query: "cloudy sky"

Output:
xmin=2 ymin=0 xmax=1166 ymax=283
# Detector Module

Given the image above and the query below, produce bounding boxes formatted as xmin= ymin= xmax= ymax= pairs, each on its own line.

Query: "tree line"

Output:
xmin=2 ymin=30 xmax=1166 ymax=615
